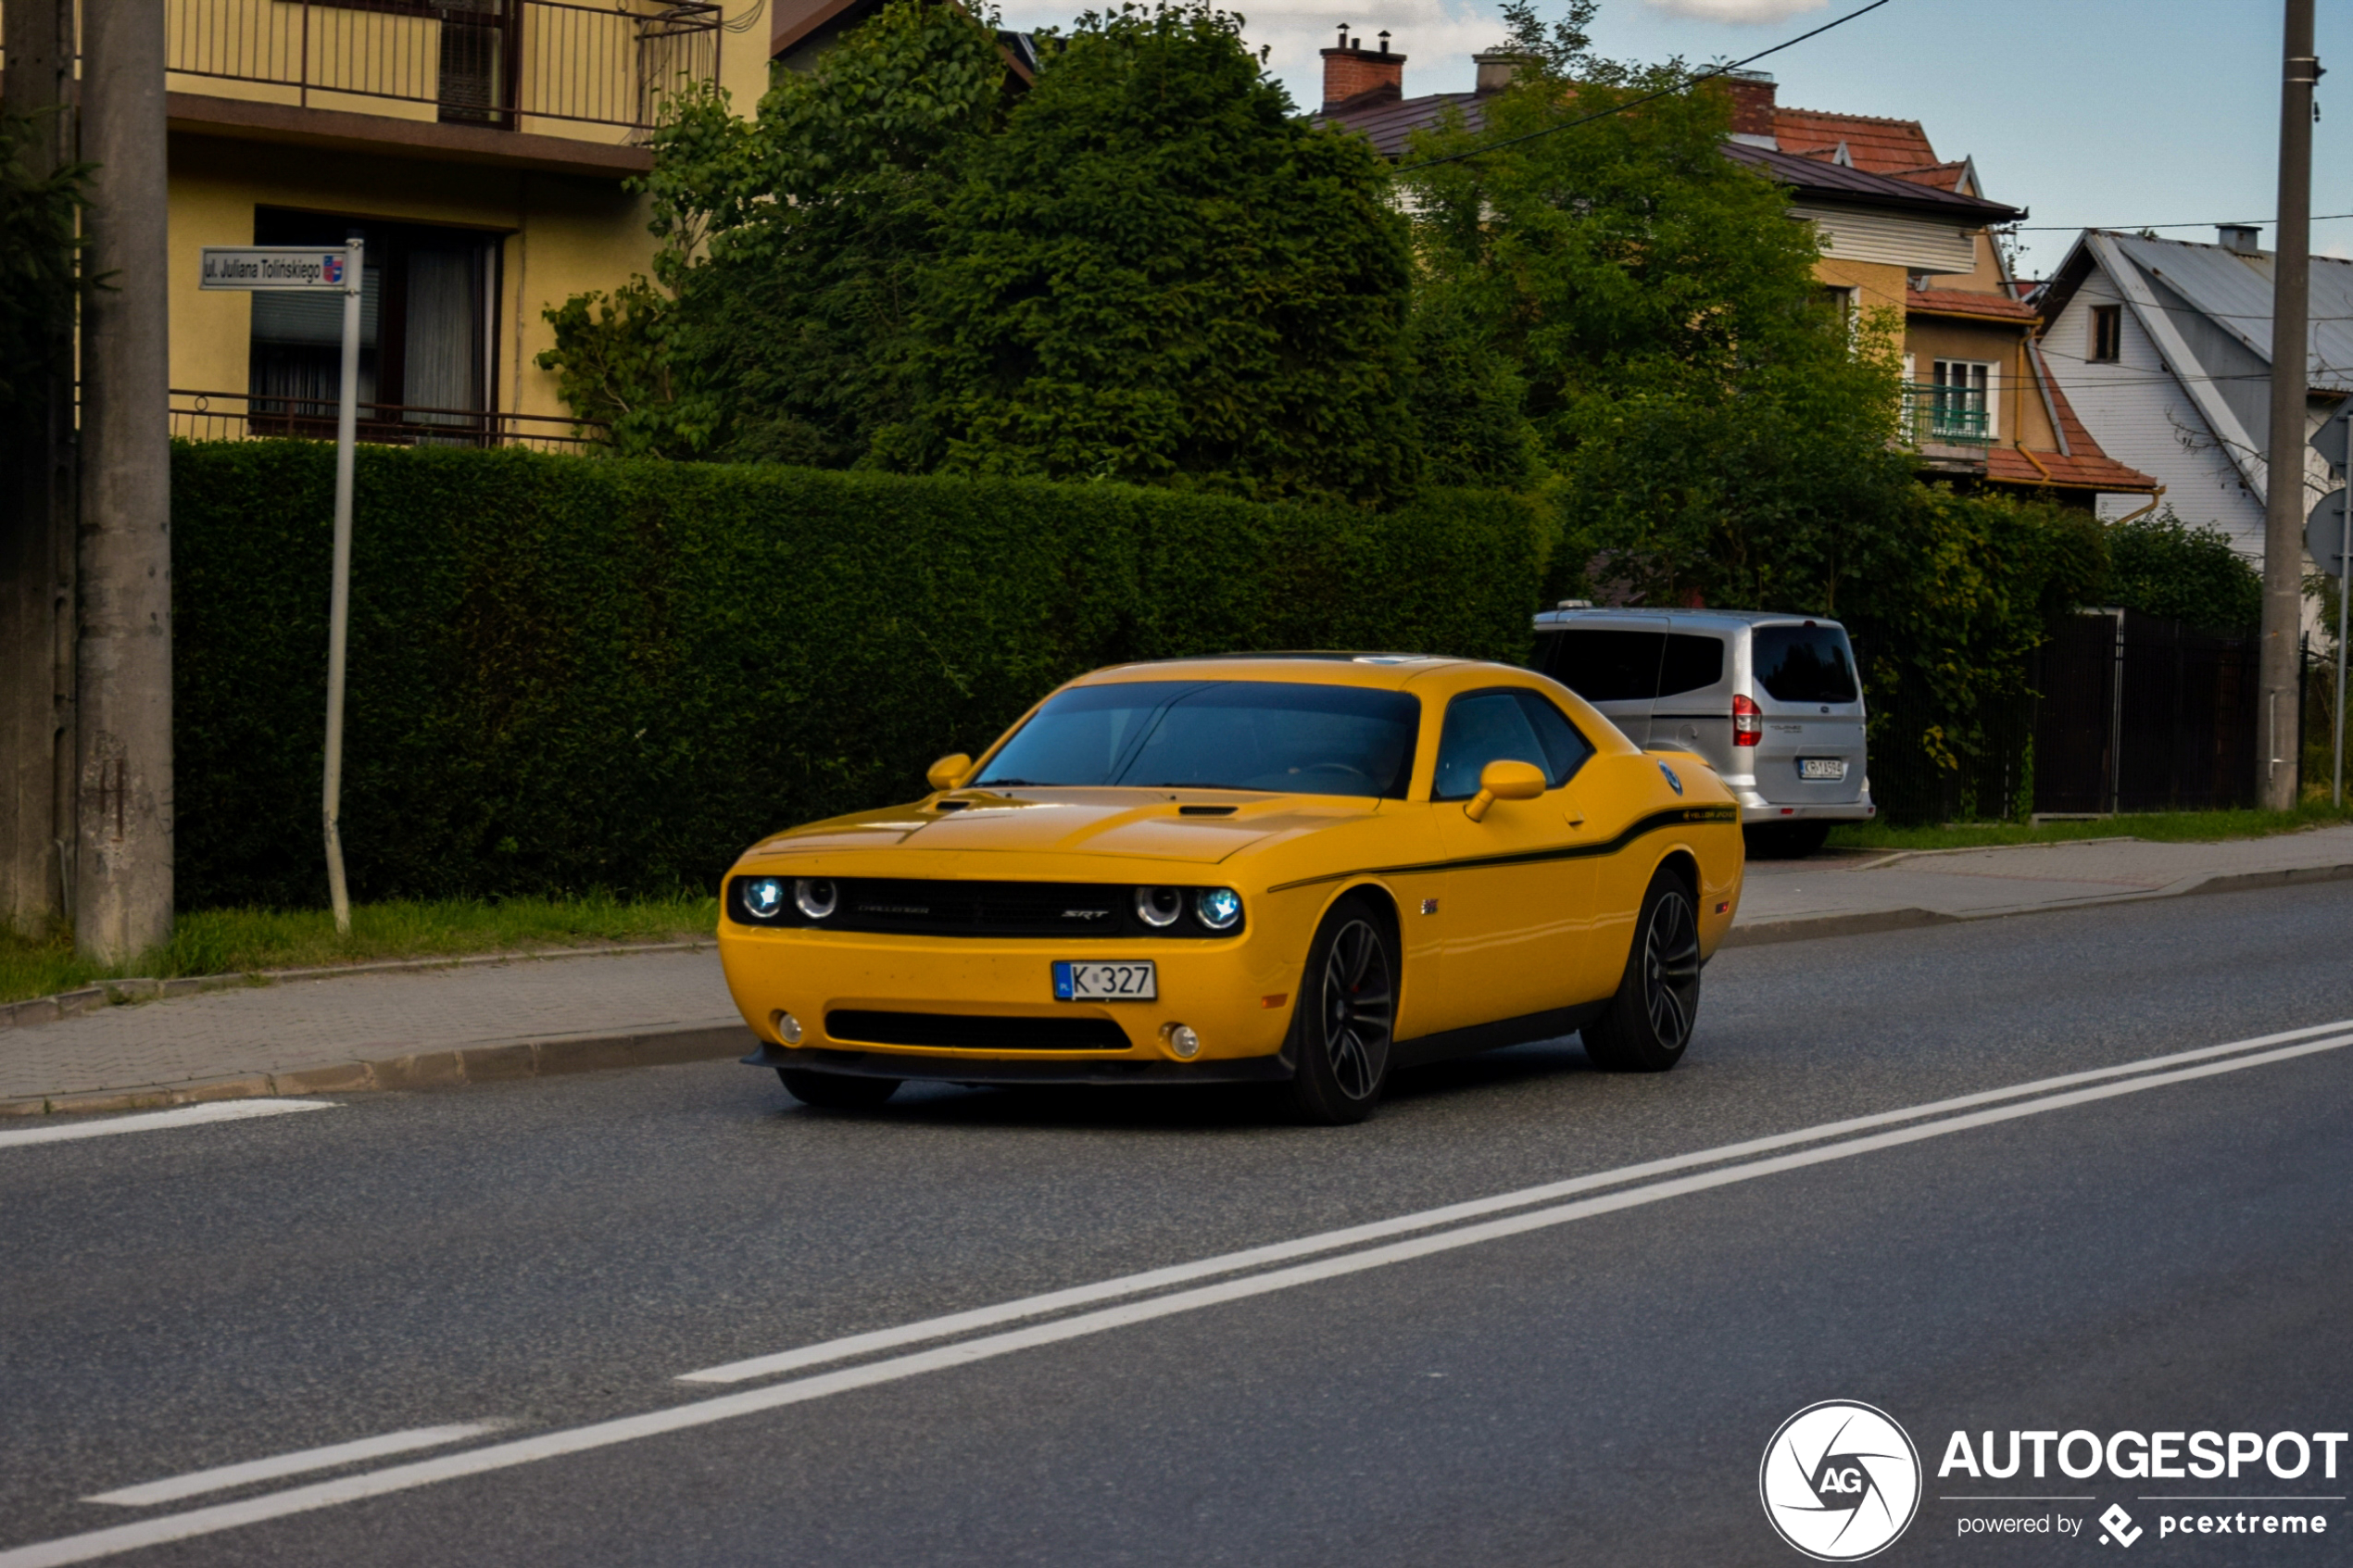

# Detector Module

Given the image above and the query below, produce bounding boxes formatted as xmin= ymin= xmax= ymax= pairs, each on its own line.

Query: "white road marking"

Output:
xmin=680 ymin=1015 xmax=2353 ymax=1384
xmin=4 ymin=1022 xmax=2349 ymax=1568
xmin=0 ymin=1101 xmax=334 ymax=1150
xmin=86 ymin=1424 xmax=509 ymax=1508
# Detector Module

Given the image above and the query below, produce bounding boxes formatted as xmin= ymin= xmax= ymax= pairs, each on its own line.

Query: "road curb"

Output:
xmin=0 ymin=1020 xmax=754 ymax=1118
xmin=1723 ymin=861 xmax=2353 ymax=949
xmin=0 ymin=939 xmax=714 ymax=1034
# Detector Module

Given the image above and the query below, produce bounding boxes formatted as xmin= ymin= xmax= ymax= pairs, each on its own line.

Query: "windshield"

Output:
xmin=1753 ymin=625 xmax=1859 ymax=704
xmin=973 ymin=680 xmax=1422 ymax=797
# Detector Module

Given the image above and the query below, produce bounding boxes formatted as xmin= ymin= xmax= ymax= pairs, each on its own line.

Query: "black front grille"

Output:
xmin=825 ymin=1010 xmax=1133 ymax=1052
xmin=727 ymin=876 xmax=1241 ymax=937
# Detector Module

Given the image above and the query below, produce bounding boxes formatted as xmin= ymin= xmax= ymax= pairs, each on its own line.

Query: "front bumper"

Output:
xmin=746 ymin=1042 xmax=1295 ymax=1085
xmin=718 ymin=924 xmax=1300 ymax=1073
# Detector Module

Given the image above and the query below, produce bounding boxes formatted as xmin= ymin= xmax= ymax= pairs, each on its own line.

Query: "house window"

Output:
xmin=1929 ymin=359 xmax=1996 ymax=442
xmin=248 ymin=208 xmax=502 ymax=444
xmin=1819 ymin=284 xmax=1859 ymax=338
xmin=2090 ymin=304 xmax=2122 ymax=363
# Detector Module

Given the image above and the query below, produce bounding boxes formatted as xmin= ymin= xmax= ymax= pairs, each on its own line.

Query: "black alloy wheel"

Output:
xmin=1288 ymin=895 xmax=1398 ymax=1125
xmin=1582 ymin=868 xmax=1702 ymax=1073
xmin=777 ymin=1068 xmax=900 ymax=1110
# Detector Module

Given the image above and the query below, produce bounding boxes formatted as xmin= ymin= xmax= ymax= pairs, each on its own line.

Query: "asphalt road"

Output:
xmin=5 ymin=882 xmax=2353 ymax=1566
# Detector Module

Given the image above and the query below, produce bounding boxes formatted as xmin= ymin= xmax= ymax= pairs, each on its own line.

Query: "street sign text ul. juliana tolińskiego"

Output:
xmin=197 ymin=248 xmax=357 ymax=290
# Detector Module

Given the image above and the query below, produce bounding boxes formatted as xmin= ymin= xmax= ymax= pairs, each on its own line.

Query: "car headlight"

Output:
xmin=1194 ymin=887 xmax=1242 ymax=932
xmin=794 ymin=878 xmax=838 ymax=920
xmin=1135 ymin=886 xmax=1183 ymax=928
xmin=742 ymin=877 xmax=786 ymax=920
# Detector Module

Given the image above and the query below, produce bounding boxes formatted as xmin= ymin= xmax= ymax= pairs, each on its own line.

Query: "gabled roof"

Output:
xmin=1906 ymin=284 xmax=2039 ymax=323
xmin=1314 ymin=90 xmax=1485 ymax=159
xmin=1769 ymin=107 xmax=1938 ymax=174
xmin=2039 ymin=229 xmax=2353 ymax=390
xmin=1722 ymin=142 xmax=2020 ymax=222
xmin=1985 ymin=375 xmax=2159 ymax=493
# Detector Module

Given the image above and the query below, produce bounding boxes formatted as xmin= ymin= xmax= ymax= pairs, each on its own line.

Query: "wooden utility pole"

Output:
xmin=2261 ymin=0 xmax=2319 ymax=809
xmin=0 ymin=0 xmax=77 ymax=935
xmin=76 ymin=0 xmax=175 ymax=962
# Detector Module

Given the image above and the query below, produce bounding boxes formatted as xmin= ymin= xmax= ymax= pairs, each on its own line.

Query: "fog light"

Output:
xmin=1163 ymin=1022 xmax=1201 ymax=1060
xmin=774 ymin=1010 xmax=803 ymax=1045
xmin=794 ymin=878 xmax=837 ymax=920
xmin=743 ymin=877 xmax=786 ymax=919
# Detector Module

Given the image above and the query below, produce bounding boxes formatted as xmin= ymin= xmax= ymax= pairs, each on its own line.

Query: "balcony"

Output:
xmin=172 ymin=387 xmax=606 ymax=453
xmin=162 ymin=0 xmax=720 ymax=169
xmin=1902 ymin=383 xmax=1994 ymax=447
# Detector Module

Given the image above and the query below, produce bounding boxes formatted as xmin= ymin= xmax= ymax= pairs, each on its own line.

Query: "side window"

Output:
xmin=1432 ymin=689 xmax=1592 ymax=799
xmin=1657 ymin=634 xmax=1725 ymax=698
xmin=1510 ymin=691 xmax=1594 ymax=786
xmin=1543 ymin=630 xmax=1664 ymax=702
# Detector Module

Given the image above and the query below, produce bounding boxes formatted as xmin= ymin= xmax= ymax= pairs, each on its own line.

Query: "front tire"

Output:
xmin=1582 ymin=867 xmax=1702 ymax=1073
xmin=1285 ymin=895 xmax=1398 ymax=1125
xmin=777 ymin=1069 xmax=900 ymax=1110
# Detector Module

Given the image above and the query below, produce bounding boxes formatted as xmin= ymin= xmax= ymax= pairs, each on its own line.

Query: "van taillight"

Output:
xmin=1732 ymin=694 xmax=1762 ymax=746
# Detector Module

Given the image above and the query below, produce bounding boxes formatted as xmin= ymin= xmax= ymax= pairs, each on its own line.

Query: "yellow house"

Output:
xmin=9 ymin=0 xmax=769 ymax=448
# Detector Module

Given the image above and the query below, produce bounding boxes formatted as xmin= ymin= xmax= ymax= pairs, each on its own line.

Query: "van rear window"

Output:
xmin=1541 ymin=630 xmax=1663 ymax=702
xmin=1753 ymin=626 xmax=1858 ymax=704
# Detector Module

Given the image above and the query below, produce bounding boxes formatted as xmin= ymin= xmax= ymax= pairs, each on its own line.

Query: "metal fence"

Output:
xmin=171 ymin=387 xmax=605 ymax=453
xmin=164 ymin=0 xmax=721 ymax=132
xmin=1865 ymin=608 xmax=2265 ymax=823
xmin=1900 ymin=382 xmax=1994 ymax=447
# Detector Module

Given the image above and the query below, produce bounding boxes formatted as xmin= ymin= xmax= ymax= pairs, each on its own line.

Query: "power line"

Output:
xmin=1392 ymin=0 xmax=1896 ymax=175
xmin=2010 ymin=214 xmax=2353 ymax=232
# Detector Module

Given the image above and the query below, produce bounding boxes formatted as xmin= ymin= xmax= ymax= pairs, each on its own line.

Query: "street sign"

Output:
xmin=198 ymin=238 xmax=366 ymax=932
xmin=2309 ymin=488 xmax=2352 ymax=576
xmin=197 ymin=247 xmax=359 ymax=291
xmin=2313 ymin=395 xmax=2353 ymax=468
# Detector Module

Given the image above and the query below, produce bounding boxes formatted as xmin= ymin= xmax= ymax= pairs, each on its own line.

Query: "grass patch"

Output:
xmin=1825 ymin=801 xmax=2353 ymax=854
xmin=0 ymin=893 xmax=717 ymax=1008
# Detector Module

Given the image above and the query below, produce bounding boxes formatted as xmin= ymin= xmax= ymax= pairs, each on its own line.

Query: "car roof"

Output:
xmin=1531 ymin=608 xmax=1849 ymax=633
xmin=1067 ymin=653 xmax=1512 ymax=693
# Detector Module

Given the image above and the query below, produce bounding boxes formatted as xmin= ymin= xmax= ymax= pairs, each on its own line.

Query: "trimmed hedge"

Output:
xmin=173 ymin=442 xmax=1545 ymax=907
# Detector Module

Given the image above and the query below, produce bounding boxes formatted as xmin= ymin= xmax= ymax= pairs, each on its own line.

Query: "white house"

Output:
xmin=2037 ymin=226 xmax=2353 ymax=563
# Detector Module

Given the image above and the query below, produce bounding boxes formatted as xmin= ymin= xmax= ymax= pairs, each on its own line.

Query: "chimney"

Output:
xmin=1721 ymin=68 xmax=1777 ymax=142
xmin=1320 ymin=24 xmax=1405 ymax=114
xmin=2218 ymin=223 xmax=2261 ymax=254
xmin=1472 ymin=50 xmax=1531 ymax=94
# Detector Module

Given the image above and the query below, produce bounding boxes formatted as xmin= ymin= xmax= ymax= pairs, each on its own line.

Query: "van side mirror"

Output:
xmin=1465 ymin=759 xmax=1546 ymax=822
xmin=926 ymin=753 xmax=974 ymax=792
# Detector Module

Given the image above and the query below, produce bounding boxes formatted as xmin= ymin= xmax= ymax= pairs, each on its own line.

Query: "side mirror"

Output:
xmin=1465 ymin=759 xmax=1546 ymax=822
xmin=926 ymin=753 xmax=974 ymax=792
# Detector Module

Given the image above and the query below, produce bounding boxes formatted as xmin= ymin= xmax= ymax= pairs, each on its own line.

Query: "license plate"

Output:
xmin=1798 ymin=758 xmax=1848 ymax=782
xmin=1053 ymin=960 xmax=1157 ymax=1001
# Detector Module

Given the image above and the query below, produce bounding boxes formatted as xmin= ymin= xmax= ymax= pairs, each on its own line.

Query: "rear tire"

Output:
xmin=777 ymin=1069 xmax=900 ymax=1110
xmin=1582 ymin=867 xmax=1702 ymax=1073
xmin=1285 ymin=895 xmax=1398 ymax=1125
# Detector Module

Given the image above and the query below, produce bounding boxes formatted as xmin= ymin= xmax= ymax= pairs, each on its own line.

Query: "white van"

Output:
xmin=1529 ymin=607 xmax=1876 ymax=856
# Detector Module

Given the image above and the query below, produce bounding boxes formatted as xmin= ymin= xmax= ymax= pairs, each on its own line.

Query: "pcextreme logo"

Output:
xmin=1761 ymin=1401 xmax=1924 ymax=1562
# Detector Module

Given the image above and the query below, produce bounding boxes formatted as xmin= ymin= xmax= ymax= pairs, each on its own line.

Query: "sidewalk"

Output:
xmin=6 ymin=827 xmax=2352 ymax=1115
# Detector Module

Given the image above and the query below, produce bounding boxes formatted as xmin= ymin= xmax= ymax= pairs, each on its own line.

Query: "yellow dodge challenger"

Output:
xmin=719 ymin=655 xmax=1744 ymax=1124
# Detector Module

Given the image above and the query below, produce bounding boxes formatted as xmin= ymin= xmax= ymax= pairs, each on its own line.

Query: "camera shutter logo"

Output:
xmin=1759 ymin=1400 xmax=1922 ymax=1561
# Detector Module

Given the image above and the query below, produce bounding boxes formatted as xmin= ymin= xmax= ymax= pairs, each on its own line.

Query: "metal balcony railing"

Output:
xmin=1902 ymin=383 xmax=1994 ymax=447
xmin=172 ymin=388 xmax=607 ymax=453
xmin=165 ymin=0 xmax=721 ymax=134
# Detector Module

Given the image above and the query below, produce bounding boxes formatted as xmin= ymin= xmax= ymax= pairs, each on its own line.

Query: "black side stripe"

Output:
xmin=1265 ymin=805 xmax=1738 ymax=894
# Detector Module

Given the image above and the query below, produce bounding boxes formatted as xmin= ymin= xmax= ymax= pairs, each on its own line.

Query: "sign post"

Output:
xmin=200 ymin=243 xmax=365 ymax=932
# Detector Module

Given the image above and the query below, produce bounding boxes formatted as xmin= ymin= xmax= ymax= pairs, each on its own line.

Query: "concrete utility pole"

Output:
xmin=75 ymin=0 xmax=175 ymax=963
xmin=0 ymin=0 xmax=78 ymax=935
xmin=2261 ymin=0 xmax=2320 ymax=810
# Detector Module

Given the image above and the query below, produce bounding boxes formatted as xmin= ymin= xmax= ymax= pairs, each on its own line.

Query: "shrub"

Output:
xmin=2105 ymin=508 xmax=2263 ymax=632
xmin=172 ymin=441 xmax=1544 ymax=907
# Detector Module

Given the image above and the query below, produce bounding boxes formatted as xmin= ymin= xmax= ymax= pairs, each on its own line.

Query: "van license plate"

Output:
xmin=1053 ymin=960 xmax=1157 ymax=1001
xmin=1798 ymin=758 xmax=1847 ymax=782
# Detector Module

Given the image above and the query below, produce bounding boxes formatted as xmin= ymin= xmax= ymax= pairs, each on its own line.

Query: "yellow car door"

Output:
xmin=1428 ymin=686 xmax=1602 ymax=1033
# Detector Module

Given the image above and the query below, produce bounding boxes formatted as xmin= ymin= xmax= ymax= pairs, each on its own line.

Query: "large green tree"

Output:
xmin=1399 ymin=2 xmax=1915 ymax=608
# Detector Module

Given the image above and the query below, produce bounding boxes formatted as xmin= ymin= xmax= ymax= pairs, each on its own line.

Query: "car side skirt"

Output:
xmin=1390 ymin=1001 xmax=1612 ymax=1071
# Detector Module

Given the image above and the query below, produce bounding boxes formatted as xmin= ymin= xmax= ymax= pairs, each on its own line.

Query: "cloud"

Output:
xmin=1643 ymin=0 xmax=1830 ymax=22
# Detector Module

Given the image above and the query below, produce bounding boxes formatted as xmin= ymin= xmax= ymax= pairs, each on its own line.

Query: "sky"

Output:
xmin=991 ymin=0 xmax=2353 ymax=281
